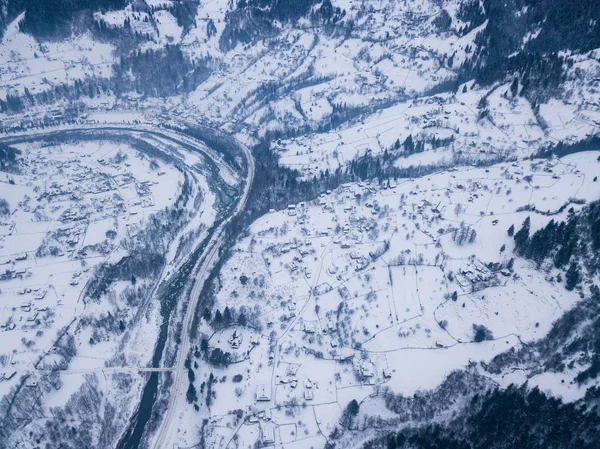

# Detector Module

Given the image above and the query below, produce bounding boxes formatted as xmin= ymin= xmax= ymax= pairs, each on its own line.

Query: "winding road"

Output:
xmin=150 ymin=130 xmax=254 ymax=449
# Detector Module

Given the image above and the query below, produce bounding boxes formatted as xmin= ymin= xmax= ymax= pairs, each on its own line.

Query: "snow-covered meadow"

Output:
xmin=178 ymin=151 xmax=600 ymax=449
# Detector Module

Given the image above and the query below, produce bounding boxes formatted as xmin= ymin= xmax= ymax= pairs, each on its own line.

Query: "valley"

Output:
xmin=0 ymin=0 xmax=599 ymax=448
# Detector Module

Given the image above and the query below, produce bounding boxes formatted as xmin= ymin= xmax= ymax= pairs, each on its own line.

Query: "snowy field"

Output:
xmin=170 ymin=151 xmax=600 ymax=449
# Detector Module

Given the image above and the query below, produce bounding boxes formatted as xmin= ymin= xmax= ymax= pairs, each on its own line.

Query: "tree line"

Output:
xmin=358 ymin=383 xmax=600 ymax=449
xmin=511 ymin=200 xmax=600 ymax=291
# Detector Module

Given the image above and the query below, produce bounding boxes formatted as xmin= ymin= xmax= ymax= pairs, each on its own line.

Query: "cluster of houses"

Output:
xmin=245 ymin=410 xmax=275 ymax=446
xmin=1 ymin=289 xmax=51 ymax=332
xmin=272 ymin=363 xmax=320 ymax=401
xmin=0 ymin=267 xmax=28 ymax=282
xmin=0 ymin=106 xmax=83 ymax=133
xmin=0 ymin=252 xmax=31 ymax=283
xmin=456 ymin=259 xmax=501 ymax=293
xmin=358 ymin=358 xmax=392 ymax=384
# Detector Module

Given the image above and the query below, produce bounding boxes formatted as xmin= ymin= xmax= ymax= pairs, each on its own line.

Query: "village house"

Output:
xmin=360 ymin=361 xmax=375 ymax=378
xmin=255 ymin=384 xmax=271 ymax=402
xmin=259 ymin=423 xmax=275 ymax=446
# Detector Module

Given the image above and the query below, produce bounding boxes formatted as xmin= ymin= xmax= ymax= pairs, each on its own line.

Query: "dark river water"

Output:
xmin=114 ymin=204 xmax=233 ymax=449
xmin=115 ymin=233 xmax=209 ymax=449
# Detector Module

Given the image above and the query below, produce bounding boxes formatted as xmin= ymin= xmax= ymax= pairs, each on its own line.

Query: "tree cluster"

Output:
xmin=12 ymin=0 xmax=125 ymax=38
xmin=510 ymin=201 xmax=600 ymax=291
xmin=363 ymin=384 xmax=600 ymax=449
xmin=219 ymin=0 xmax=345 ymax=51
xmin=113 ymin=45 xmax=214 ymax=97
xmin=452 ymin=223 xmax=477 ymax=246
xmin=0 ymin=143 xmax=20 ymax=173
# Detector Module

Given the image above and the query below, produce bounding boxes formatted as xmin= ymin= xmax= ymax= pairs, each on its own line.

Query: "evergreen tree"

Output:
xmin=527 ymin=219 xmax=556 ymax=263
xmin=346 ymin=399 xmax=360 ymax=418
xmin=565 ymin=263 xmax=580 ymax=291
xmin=213 ymin=310 xmax=223 ymax=327
xmin=186 ymin=383 xmax=197 ymax=403
xmin=510 ymin=77 xmax=519 ymax=97
xmin=553 ymin=239 xmax=575 ymax=268
xmin=209 ymin=348 xmax=231 ymax=367
xmin=403 ymin=134 xmax=415 ymax=153
xmin=200 ymin=338 xmax=209 ymax=354
xmin=223 ymin=306 xmax=233 ymax=326
xmin=473 ymin=324 xmax=493 ymax=342
xmin=513 ymin=217 xmax=531 ymax=255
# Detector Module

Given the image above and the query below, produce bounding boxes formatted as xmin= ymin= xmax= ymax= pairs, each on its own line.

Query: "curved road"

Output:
xmin=150 ymin=131 xmax=254 ymax=449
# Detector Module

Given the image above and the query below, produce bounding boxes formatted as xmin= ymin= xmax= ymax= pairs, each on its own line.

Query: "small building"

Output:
xmin=255 ymin=384 xmax=271 ymax=402
xmin=302 ymin=321 xmax=316 ymax=334
xmin=360 ymin=361 xmax=375 ymax=378
xmin=304 ymin=389 xmax=314 ymax=401
xmin=33 ymin=290 xmax=46 ymax=300
xmin=260 ymin=423 xmax=275 ymax=445
xmin=350 ymin=252 xmax=362 ymax=260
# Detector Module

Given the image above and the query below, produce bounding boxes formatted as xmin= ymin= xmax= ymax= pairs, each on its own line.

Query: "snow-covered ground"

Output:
xmin=0 ymin=126 xmax=241 ymax=448
xmin=1 ymin=0 xmax=598 ymax=176
xmin=167 ymin=151 xmax=600 ymax=449
xmin=0 ymin=139 xmax=170 ymax=364
xmin=0 ymin=13 xmax=114 ymax=99
xmin=0 ymin=0 xmax=599 ymax=447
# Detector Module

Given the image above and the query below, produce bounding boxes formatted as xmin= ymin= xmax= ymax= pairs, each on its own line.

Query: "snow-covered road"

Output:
xmin=150 ymin=128 xmax=254 ymax=449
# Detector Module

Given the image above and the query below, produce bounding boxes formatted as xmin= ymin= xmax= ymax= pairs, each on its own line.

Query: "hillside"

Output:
xmin=0 ymin=1 xmax=599 ymax=449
